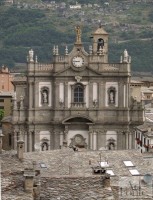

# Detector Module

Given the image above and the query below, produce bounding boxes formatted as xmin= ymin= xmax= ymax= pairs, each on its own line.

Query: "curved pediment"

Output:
xmin=62 ymin=115 xmax=94 ymax=124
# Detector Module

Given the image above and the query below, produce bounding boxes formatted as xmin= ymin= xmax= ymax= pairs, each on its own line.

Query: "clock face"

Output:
xmin=72 ymin=56 xmax=84 ymax=68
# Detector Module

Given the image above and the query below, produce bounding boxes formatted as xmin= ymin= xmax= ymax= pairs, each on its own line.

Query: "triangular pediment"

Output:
xmin=54 ymin=66 xmax=102 ymax=77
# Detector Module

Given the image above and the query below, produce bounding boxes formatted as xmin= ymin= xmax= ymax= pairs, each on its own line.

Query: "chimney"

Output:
xmin=17 ymin=139 xmax=24 ymax=161
xmin=0 ymin=129 xmax=4 ymax=154
xmin=101 ymin=172 xmax=110 ymax=188
xmin=23 ymin=168 xmax=35 ymax=193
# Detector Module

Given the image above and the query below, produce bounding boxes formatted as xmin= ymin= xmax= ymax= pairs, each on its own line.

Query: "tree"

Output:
xmin=0 ymin=0 xmax=4 ymax=5
xmin=0 ymin=109 xmax=4 ymax=121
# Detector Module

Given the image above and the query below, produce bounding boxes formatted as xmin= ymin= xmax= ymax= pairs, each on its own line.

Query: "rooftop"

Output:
xmin=1 ymin=148 xmax=153 ymax=199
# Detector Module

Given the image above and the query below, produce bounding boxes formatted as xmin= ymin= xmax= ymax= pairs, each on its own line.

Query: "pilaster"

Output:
xmin=64 ymin=82 xmax=68 ymax=108
xmin=55 ymin=82 xmax=59 ymax=108
xmin=89 ymin=82 xmax=93 ymax=108
xmin=93 ymin=131 xmax=97 ymax=150
xmin=126 ymin=131 xmax=129 ymax=149
xmin=28 ymin=82 xmax=33 ymax=109
xmin=89 ymin=131 xmax=93 ymax=150
xmin=14 ymin=131 xmax=17 ymax=150
xmin=60 ymin=131 xmax=64 ymax=147
xmin=99 ymin=82 xmax=105 ymax=108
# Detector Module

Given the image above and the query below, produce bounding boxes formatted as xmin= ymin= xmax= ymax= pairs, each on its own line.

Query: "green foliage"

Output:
xmin=0 ymin=0 xmax=4 ymax=5
xmin=0 ymin=109 xmax=4 ymax=121
xmin=109 ymin=39 xmax=153 ymax=72
xmin=120 ymin=31 xmax=137 ymax=40
xmin=149 ymin=11 xmax=153 ymax=22
xmin=139 ymin=30 xmax=153 ymax=38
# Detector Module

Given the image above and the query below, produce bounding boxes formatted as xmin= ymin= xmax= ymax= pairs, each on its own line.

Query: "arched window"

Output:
xmin=74 ymin=84 xmax=84 ymax=103
xmin=97 ymin=38 xmax=104 ymax=51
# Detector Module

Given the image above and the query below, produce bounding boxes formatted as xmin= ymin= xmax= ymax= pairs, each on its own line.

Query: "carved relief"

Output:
xmin=69 ymin=134 xmax=87 ymax=148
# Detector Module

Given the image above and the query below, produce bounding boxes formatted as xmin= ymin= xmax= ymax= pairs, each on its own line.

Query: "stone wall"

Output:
xmin=40 ymin=176 xmax=114 ymax=200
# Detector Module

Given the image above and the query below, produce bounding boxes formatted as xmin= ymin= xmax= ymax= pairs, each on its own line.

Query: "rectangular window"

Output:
xmin=9 ymin=134 xmax=12 ymax=146
xmin=123 ymin=161 xmax=134 ymax=167
xmin=129 ymin=169 xmax=140 ymax=176
xmin=0 ymin=99 xmax=4 ymax=102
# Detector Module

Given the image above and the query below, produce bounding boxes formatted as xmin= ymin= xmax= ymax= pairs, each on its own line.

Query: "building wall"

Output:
xmin=11 ymin=26 xmax=144 ymax=152
xmin=2 ymin=121 xmax=12 ymax=150
xmin=130 ymin=84 xmax=142 ymax=102
xmin=0 ymin=95 xmax=12 ymax=117
xmin=0 ymin=66 xmax=14 ymax=92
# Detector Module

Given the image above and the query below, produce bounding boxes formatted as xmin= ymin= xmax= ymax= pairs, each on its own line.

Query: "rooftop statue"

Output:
xmin=75 ymin=25 xmax=81 ymax=43
xmin=29 ymin=49 xmax=34 ymax=62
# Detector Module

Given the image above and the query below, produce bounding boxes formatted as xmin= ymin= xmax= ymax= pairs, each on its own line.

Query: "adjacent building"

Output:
xmin=0 ymin=65 xmax=14 ymax=92
xmin=0 ymin=91 xmax=13 ymax=117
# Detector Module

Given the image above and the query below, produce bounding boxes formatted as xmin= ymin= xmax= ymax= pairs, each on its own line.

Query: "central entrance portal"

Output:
xmin=63 ymin=116 xmax=93 ymax=149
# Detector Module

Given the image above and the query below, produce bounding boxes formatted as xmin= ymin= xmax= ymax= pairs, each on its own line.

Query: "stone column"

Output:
xmin=118 ymin=82 xmax=123 ymax=108
xmin=89 ymin=82 xmax=93 ymax=108
xmin=93 ymin=131 xmax=97 ymax=150
xmin=126 ymin=131 xmax=129 ymax=150
xmin=127 ymin=79 xmax=130 ymax=107
xmin=29 ymin=82 xmax=33 ymax=108
xmin=54 ymin=131 xmax=60 ymax=149
xmin=14 ymin=131 xmax=17 ymax=150
xmin=55 ymin=82 xmax=59 ymax=108
xmin=49 ymin=131 xmax=53 ymax=150
xmin=27 ymin=132 xmax=29 ymax=152
xmin=64 ymin=82 xmax=68 ymax=108
xmin=89 ymin=131 xmax=93 ymax=150
xmin=128 ymin=132 xmax=132 ymax=149
xmin=63 ymin=126 xmax=68 ymax=147
xmin=17 ymin=139 xmax=24 ymax=161
xmin=0 ymin=130 xmax=4 ymax=154
xmin=24 ymin=132 xmax=27 ymax=152
xmin=99 ymin=82 xmax=105 ymax=108
xmin=31 ymin=131 xmax=35 ymax=152
xmin=28 ymin=131 xmax=32 ymax=152
xmin=34 ymin=81 xmax=38 ymax=108
xmin=60 ymin=131 xmax=64 ymax=147
xmin=123 ymin=84 xmax=126 ymax=108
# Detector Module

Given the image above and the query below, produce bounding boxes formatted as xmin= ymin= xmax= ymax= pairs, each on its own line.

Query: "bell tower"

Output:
xmin=92 ymin=25 xmax=109 ymax=63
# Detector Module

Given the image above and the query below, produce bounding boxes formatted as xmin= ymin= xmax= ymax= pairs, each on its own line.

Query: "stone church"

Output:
xmin=11 ymin=26 xmax=144 ymax=152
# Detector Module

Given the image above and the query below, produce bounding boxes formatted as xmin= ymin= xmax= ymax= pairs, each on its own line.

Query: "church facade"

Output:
xmin=12 ymin=26 xmax=144 ymax=152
